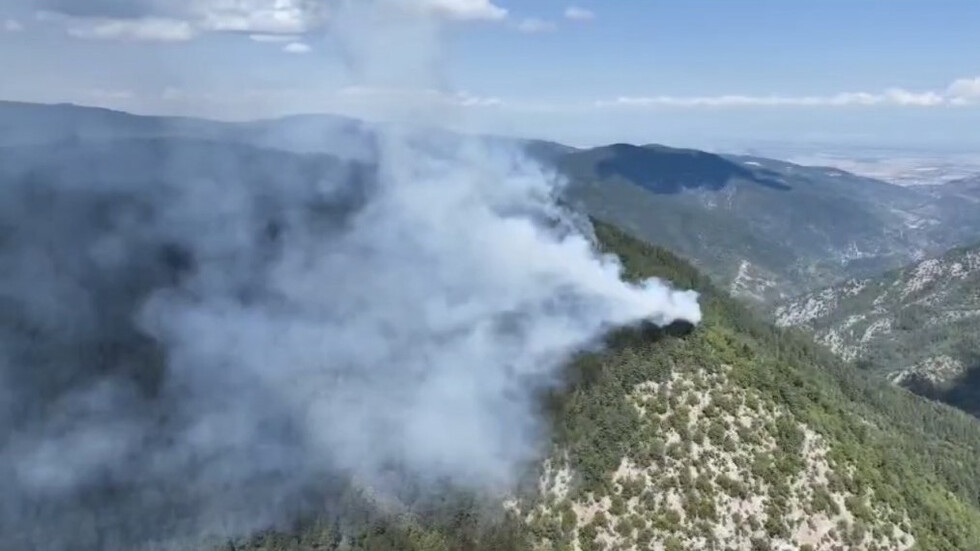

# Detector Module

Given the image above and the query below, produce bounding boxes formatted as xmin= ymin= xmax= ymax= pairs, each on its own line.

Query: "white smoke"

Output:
xmin=137 ymin=126 xmax=701 ymax=489
xmin=0 ymin=1 xmax=700 ymax=549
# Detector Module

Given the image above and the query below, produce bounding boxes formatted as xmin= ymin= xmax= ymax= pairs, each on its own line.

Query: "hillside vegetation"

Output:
xmin=235 ymin=222 xmax=980 ymax=551
xmin=559 ymin=145 xmax=980 ymax=303
xmin=775 ymin=243 xmax=980 ymax=416
xmin=4 ymin=103 xmax=980 ymax=550
xmin=7 ymin=101 xmax=980 ymax=305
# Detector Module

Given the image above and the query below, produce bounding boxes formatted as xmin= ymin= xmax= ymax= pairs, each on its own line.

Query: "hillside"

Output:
xmin=0 ymin=100 xmax=380 ymax=159
xmin=775 ymin=243 xmax=980 ymax=416
xmin=235 ymin=222 xmax=980 ymax=551
xmin=559 ymin=144 xmax=980 ymax=304
xmin=5 ymin=106 xmax=980 ymax=549
xmin=6 ymin=102 xmax=980 ymax=306
xmin=0 ymin=100 xmax=565 ymax=164
xmin=930 ymin=175 xmax=980 ymax=204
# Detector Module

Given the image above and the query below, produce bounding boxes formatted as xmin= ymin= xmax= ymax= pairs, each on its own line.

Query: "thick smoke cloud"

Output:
xmin=0 ymin=2 xmax=700 ymax=549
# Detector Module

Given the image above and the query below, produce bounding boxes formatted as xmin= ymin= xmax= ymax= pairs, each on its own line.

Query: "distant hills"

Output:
xmin=0 ymin=100 xmax=376 ymax=159
xmin=558 ymin=144 xmax=980 ymax=303
xmin=559 ymin=143 xmax=791 ymax=195
xmin=5 ymin=101 xmax=980 ymax=550
xmin=5 ymin=100 xmax=980 ymax=306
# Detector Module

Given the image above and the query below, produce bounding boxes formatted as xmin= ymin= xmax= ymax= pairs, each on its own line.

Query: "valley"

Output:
xmin=5 ymin=2 xmax=980 ymax=549
xmin=3 ymin=101 xmax=980 ymax=550
xmin=557 ymin=143 xmax=980 ymax=304
xmin=776 ymin=242 xmax=980 ymax=417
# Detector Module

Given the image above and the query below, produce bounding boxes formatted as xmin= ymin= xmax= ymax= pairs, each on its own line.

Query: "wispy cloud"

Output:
xmin=339 ymin=86 xmax=503 ymax=108
xmin=564 ymin=6 xmax=595 ymax=21
xmin=193 ymin=1 xmax=322 ymax=34
xmin=412 ymin=0 xmax=508 ymax=21
xmin=34 ymin=0 xmax=508 ymax=42
xmin=3 ymin=19 xmax=24 ymax=32
xmin=84 ymin=88 xmax=136 ymax=101
xmin=47 ymin=15 xmax=197 ymax=42
xmin=282 ymin=41 xmax=312 ymax=54
xmin=596 ymin=79 xmax=980 ymax=109
xmin=515 ymin=18 xmax=557 ymax=34
xmin=249 ymin=33 xmax=296 ymax=43
xmin=34 ymin=1 xmax=321 ymax=40
xmin=948 ymin=77 xmax=980 ymax=105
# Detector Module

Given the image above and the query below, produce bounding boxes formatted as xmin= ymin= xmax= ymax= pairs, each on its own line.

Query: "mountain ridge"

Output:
xmin=7 ymin=100 xmax=980 ymax=305
xmin=775 ymin=241 xmax=980 ymax=418
xmin=232 ymin=221 xmax=980 ymax=551
xmin=4 ymin=103 xmax=980 ymax=549
xmin=10 ymin=99 xmax=980 ymax=306
xmin=559 ymin=143 xmax=980 ymax=303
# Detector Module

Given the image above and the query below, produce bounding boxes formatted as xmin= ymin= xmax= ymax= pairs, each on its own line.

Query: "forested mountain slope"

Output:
xmin=236 ymin=223 xmax=980 ymax=551
xmin=559 ymin=144 xmax=980 ymax=303
xmin=776 ymin=243 xmax=980 ymax=417
xmin=6 ymin=101 xmax=980 ymax=306
xmin=4 ymin=103 xmax=980 ymax=550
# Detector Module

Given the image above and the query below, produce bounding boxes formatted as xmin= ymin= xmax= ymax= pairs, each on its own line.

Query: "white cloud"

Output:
xmin=338 ymin=86 xmax=502 ymax=108
xmin=948 ymin=77 xmax=980 ymax=104
xmin=564 ymin=6 xmax=595 ymax=21
xmin=596 ymin=78 xmax=980 ymax=109
xmin=37 ymin=0 xmax=507 ymax=42
xmin=191 ymin=0 xmax=324 ymax=34
xmin=454 ymin=91 xmax=504 ymax=107
xmin=3 ymin=19 xmax=24 ymax=32
xmin=409 ymin=0 xmax=508 ymax=21
xmin=56 ymin=15 xmax=196 ymax=42
xmin=598 ymin=94 xmax=842 ymax=108
xmin=515 ymin=18 xmax=557 ymax=34
xmin=84 ymin=88 xmax=136 ymax=101
xmin=883 ymin=88 xmax=945 ymax=106
xmin=35 ymin=0 xmax=325 ymax=41
xmin=249 ymin=33 xmax=296 ymax=43
xmin=282 ymin=41 xmax=311 ymax=54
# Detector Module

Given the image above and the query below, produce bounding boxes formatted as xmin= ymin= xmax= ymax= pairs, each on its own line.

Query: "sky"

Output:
xmin=1 ymin=0 xmax=979 ymax=151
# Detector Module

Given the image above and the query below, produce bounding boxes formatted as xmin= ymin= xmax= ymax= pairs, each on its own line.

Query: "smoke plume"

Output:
xmin=0 ymin=1 xmax=700 ymax=549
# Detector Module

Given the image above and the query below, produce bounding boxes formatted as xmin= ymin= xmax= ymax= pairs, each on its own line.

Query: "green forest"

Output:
xmin=231 ymin=221 xmax=980 ymax=551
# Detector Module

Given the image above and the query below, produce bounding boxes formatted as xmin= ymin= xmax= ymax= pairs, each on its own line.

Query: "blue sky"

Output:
xmin=1 ymin=0 xmax=979 ymax=150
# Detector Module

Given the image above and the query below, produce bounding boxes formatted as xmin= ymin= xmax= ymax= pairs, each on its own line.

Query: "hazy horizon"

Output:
xmin=2 ymin=1 xmax=979 ymax=151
